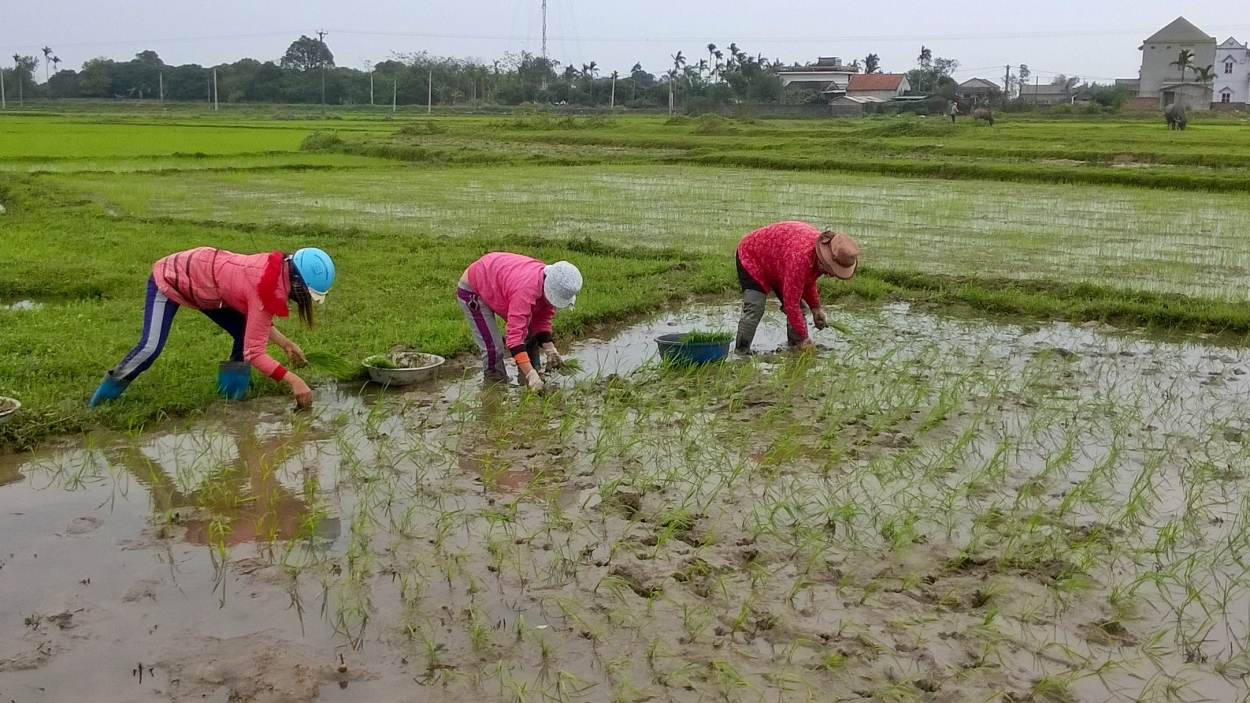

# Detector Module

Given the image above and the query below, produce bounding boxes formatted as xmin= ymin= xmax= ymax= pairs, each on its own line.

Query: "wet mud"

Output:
xmin=1 ymin=302 xmax=1250 ymax=702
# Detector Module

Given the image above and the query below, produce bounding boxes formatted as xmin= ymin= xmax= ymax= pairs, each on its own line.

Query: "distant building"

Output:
xmin=829 ymin=94 xmax=887 ymax=117
xmin=1019 ymin=83 xmax=1073 ymax=106
xmin=1138 ymin=16 xmax=1216 ymax=111
xmin=1071 ymin=88 xmax=1097 ymax=104
xmin=1215 ymin=37 xmax=1250 ymax=109
xmin=777 ymin=57 xmax=861 ymax=96
xmin=845 ymin=73 xmax=911 ymax=100
xmin=956 ymin=78 xmax=1000 ymax=101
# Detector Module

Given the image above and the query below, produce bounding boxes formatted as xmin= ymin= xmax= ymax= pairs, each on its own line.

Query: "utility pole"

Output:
xmin=611 ymin=72 xmax=617 ymax=109
xmin=365 ymin=60 xmax=374 ymax=106
xmin=540 ymin=0 xmax=548 ymax=91
xmin=392 ymin=77 xmax=397 ymax=113
xmin=317 ymin=29 xmax=329 ymax=111
xmin=213 ymin=68 xmax=218 ymax=110
xmin=159 ymin=71 xmax=164 ymax=101
xmin=1004 ymin=65 xmax=1011 ymax=98
xmin=1 ymin=68 xmax=6 ymax=110
xmin=427 ymin=69 xmax=433 ymax=114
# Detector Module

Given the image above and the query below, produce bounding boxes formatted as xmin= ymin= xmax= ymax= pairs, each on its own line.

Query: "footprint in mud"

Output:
xmin=63 ymin=516 xmax=103 ymax=536
xmin=122 ymin=579 xmax=163 ymax=603
xmin=161 ymin=631 xmax=369 ymax=702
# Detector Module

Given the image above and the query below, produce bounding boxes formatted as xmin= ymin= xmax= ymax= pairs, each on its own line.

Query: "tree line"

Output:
xmin=1 ymin=36 xmax=809 ymax=108
xmin=6 ymin=36 xmax=1120 ymax=110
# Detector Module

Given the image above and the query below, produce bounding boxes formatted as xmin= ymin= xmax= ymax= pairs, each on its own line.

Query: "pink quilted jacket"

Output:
xmin=152 ymin=247 xmax=291 ymax=380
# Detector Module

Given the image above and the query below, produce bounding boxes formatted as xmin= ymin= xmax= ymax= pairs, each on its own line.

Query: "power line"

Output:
xmin=11 ymin=24 xmax=1250 ymax=53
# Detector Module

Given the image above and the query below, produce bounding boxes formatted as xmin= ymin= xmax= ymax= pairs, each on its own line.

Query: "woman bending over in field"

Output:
xmin=735 ymin=221 xmax=859 ymax=354
xmin=90 ymin=247 xmax=336 ymax=409
xmin=458 ymin=252 xmax=582 ymax=390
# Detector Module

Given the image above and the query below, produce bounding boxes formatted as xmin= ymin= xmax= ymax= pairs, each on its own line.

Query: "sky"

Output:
xmin=4 ymin=1 xmax=1249 ymax=86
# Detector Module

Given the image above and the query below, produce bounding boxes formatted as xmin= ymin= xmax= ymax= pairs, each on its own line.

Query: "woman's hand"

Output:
xmin=524 ymin=368 xmax=544 ymax=391
xmin=542 ymin=343 xmax=564 ymax=369
xmin=798 ymin=338 xmax=816 ymax=353
xmin=286 ymin=373 xmax=313 ymax=409
xmin=270 ymin=328 xmax=306 ymax=367
xmin=812 ymin=307 xmax=829 ymax=331
xmin=284 ymin=342 xmax=307 ymax=366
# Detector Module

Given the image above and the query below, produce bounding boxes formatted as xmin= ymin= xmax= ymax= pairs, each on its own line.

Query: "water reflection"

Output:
xmin=114 ymin=423 xmax=340 ymax=547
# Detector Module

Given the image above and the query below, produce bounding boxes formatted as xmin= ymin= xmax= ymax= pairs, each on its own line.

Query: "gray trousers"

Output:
xmin=736 ymin=289 xmax=808 ymax=352
xmin=457 ymin=283 xmax=507 ymax=380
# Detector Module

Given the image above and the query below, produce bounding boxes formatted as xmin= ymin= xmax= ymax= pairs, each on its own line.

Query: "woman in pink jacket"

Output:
xmin=457 ymin=253 xmax=583 ymax=390
xmin=90 ymin=247 xmax=336 ymax=409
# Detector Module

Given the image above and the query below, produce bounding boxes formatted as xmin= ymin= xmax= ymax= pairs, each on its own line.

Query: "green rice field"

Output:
xmin=3 ymin=107 xmax=1250 ymax=703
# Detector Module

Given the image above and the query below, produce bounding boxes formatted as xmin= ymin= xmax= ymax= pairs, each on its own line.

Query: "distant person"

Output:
xmin=735 ymin=222 xmax=859 ymax=354
xmin=90 ymin=247 xmax=336 ymax=409
xmin=948 ymin=101 xmax=959 ymax=123
xmin=458 ymin=253 xmax=582 ymax=390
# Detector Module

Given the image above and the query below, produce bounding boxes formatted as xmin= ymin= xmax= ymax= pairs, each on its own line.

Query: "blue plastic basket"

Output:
xmin=655 ymin=333 xmax=731 ymax=366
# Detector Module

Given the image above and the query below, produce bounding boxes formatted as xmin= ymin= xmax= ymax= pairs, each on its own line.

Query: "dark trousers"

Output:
xmin=111 ymin=276 xmax=248 ymax=381
xmin=735 ymin=253 xmax=805 ymax=351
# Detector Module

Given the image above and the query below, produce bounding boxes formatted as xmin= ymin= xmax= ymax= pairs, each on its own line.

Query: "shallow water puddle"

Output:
xmin=3 ymin=302 xmax=1250 ymax=702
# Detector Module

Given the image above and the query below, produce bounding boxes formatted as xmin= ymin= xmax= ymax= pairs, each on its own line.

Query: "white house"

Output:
xmin=1138 ymin=17 xmax=1216 ymax=111
xmin=1215 ymin=37 xmax=1250 ymax=109
xmin=845 ymin=73 xmax=910 ymax=100
xmin=776 ymin=57 xmax=861 ymax=95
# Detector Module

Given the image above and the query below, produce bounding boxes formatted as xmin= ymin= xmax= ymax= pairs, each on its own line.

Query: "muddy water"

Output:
xmin=1 ymin=302 xmax=1249 ymax=702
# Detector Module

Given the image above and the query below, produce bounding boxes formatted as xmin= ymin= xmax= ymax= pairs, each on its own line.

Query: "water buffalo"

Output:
xmin=972 ymin=107 xmax=995 ymax=126
xmin=1165 ymin=103 xmax=1187 ymax=130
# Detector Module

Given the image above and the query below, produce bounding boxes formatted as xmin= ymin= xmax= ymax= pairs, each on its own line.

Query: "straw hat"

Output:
xmin=816 ymin=231 xmax=859 ymax=280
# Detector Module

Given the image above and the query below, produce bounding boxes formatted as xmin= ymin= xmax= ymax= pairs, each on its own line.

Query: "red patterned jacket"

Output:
xmin=736 ymin=222 xmax=823 ymax=340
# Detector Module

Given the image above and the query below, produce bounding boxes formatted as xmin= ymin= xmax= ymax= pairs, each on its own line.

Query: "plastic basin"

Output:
xmin=655 ymin=334 xmax=731 ymax=366
xmin=363 ymin=353 xmax=446 ymax=387
xmin=0 ymin=397 xmax=19 ymax=425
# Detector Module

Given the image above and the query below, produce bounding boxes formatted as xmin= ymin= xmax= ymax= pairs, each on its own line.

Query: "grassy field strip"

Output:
xmin=51 ymin=164 xmax=1250 ymax=301
xmin=0 ymin=153 xmax=391 ymax=174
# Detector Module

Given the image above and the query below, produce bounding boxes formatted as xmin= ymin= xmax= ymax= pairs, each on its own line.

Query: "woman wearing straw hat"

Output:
xmin=734 ymin=222 xmax=859 ymax=354
xmin=457 ymin=252 xmax=583 ymax=390
xmin=89 ymin=247 xmax=336 ymax=409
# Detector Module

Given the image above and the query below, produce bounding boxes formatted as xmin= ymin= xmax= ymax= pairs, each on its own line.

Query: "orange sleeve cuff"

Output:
xmin=513 ymin=351 xmax=531 ymax=366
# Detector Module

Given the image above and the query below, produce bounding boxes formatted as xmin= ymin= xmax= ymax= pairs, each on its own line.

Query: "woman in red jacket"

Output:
xmin=90 ymin=247 xmax=336 ymax=408
xmin=735 ymin=222 xmax=859 ymax=353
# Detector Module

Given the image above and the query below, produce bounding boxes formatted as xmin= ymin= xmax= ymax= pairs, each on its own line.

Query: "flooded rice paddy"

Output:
xmin=3 ymin=302 xmax=1250 ymax=702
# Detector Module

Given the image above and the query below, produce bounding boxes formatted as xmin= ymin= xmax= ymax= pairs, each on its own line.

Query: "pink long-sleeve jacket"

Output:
xmin=736 ymin=222 xmax=824 ymax=341
xmin=466 ymin=252 xmax=555 ymax=352
xmin=152 ymin=247 xmax=292 ymax=380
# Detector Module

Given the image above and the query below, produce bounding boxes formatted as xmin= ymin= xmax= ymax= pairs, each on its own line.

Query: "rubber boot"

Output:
xmin=736 ymin=289 xmax=767 ymax=354
xmin=89 ymin=371 xmax=131 ymax=407
xmin=217 ymin=361 xmax=252 ymax=401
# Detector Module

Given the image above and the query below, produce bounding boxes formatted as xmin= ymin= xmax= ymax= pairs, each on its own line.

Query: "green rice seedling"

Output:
xmin=677 ymin=330 xmax=733 ymax=344
xmin=304 ymin=351 xmax=363 ymax=380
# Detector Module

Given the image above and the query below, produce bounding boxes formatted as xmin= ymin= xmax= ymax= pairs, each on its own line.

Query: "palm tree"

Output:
xmin=1170 ymin=49 xmax=1195 ymax=82
xmin=707 ymin=43 xmax=717 ymax=81
xmin=1193 ymin=64 xmax=1215 ymax=84
xmin=41 ymin=46 xmax=53 ymax=83
xmin=918 ymin=46 xmax=932 ymax=68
